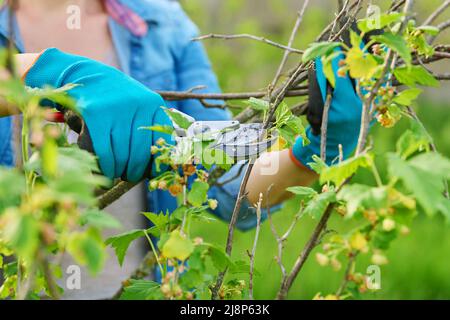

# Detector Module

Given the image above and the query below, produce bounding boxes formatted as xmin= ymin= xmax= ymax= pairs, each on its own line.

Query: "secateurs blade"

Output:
xmin=169 ymin=109 xmax=277 ymax=161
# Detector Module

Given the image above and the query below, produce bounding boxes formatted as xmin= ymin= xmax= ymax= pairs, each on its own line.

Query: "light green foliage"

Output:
xmin=105 ymin=230 xmax=147 ymax=266
xmin=274 ymin=102 xmax=308 ymax=147
xmin=320 ymin=154 xmax=374 ymax=186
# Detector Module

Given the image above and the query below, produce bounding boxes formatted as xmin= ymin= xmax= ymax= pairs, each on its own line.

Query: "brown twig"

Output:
xmin=248 ymin=193 xmax=263 ymax=300
xmin=97 ymin=181 xmax=138 ymax=210
xmin=271 ymin=0 xmax=310 ymax=89
xmin=276 ymin=202 xmax=335 ymax=300
xmin=193 ymin=33 xmax=304 ymax=54
xmin=335 ymin=251 xmax=358 ymax=297
xmin=267 ymin=185 xmax=304 ymax=290
xmin=422 ymin=0 xmax=450 ymax=26
xmin=158 ymin=89 xmax=308 ymax=101
xmin=320 ymin=88 xmax=333 ymax=161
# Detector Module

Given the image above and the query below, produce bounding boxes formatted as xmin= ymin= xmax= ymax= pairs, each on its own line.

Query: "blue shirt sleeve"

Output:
xmin=170 ymin=3 xmax=231 ymax=121
xmin=208 ymin=162 xmax=282 ymax=231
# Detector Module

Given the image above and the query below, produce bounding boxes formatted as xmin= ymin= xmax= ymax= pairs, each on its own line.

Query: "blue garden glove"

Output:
xmin=290 ymin=49 xmax=363 ymax=168
xmin=24 ymin=48 xmax=172 ymax=182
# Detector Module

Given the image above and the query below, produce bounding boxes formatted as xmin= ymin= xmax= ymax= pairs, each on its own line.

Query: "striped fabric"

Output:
xmin=105 ymin=0 xmax=148 ymax=37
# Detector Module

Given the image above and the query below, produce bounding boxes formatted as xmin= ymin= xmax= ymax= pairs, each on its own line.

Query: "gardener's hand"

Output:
xmin=24 ymin=48 xmax=172 ymax=182
xmin=290 ymin=48 xmax=362 ymax=168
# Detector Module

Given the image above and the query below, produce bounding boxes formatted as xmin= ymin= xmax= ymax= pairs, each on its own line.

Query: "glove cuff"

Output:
xmin=24 ymin=48 xmax=89 ymax=89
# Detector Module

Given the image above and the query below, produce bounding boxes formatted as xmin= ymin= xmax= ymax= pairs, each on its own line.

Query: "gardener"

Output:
xmin=0 ymin=0 xmax=362 ymax=299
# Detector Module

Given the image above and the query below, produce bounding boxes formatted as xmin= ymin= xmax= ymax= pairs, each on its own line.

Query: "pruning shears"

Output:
xmin=168 ymin=109 xmax=277 ymax=161
xmin=60 ymin=108 xmax=277 ymax=163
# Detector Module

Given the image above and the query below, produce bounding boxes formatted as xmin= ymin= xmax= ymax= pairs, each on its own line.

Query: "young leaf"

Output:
xmin=105 ymin=229 xmax=146 ymax=266
xmin=302 ymin=42 xmax=341 ymax=63
xmin=394 ymin=65 xmax=440 ymax=87
xmin=164 ymin=108 xmax=192 ymax=130
xmin=286 ymin=186 xmax=318 ymax=199
xmin=372 ymin=33 xmax=411 ymax=65
xmin=120 ymin=280 xmax=162 ymax=300
xmin=416 ymin=25 xmax=440 ymax=36
xmin=387 ymin=153 xmax=448 ymax=216
xmin=79 ymin=209 xmax=122 ymax=229
xmin=357 ymin=12 xmax=404 ymax=33
xmin=162 ymin=230 xmax=194 ymax=261
xmin=338 ymin=184 xmax=388 ymax=218
xmin=345 ymin=47 xmax=379 ymax=80
xmin=304 ymin=191 xmax=336 ymax=219
xmin=307 ymin=155 xmax=328 ymax=174
xmin=187 ymin=181 xmax=209 ymax=207
xmin=141 ymin=125 xmax=174 ymax=135
xmin=245 ymin=97 xmax=270 ymax=111
xmin=392 ymin=88 xmax=422 ymax=106
xmin=320 ymin=153 xmax=373 ymax=186
xmin=142 ymin=211 xmax=169 ymax=233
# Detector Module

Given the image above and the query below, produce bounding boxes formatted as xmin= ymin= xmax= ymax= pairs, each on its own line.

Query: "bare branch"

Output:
xmin=97 ymin=181 xmax=138 ymax=210
xmin=422 ymin=0 xmax=450 ymax=26
xmin=193 ymin=33 xmax=304 ymax=54
xmin=248 ymin=193 xmax=263 ymax=300
xmin=158 ymin=89 xmax=308 ymax=101
xmin=271 ymin=0 xmax=310 ymax=89
xmin=320 ymin=88 xmax=333 ymax=161
xmin=335 ymin=252 xmax=358 ymax=297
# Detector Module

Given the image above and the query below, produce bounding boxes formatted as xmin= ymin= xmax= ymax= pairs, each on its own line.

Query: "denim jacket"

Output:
xmin=0 ymin=0 xmax=278 ymax=230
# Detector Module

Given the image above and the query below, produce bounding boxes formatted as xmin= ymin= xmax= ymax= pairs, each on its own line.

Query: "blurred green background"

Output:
xmin=181 ymin=0 xmax=450 ymax=299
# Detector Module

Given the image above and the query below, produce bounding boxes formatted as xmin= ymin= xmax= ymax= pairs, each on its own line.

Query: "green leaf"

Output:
xmin=322 ymin=55 xmax=336 ymax=88
xmin=307 ymin=155 xmax=328 ymax=174
xmin=161 ymin=230 xmax=194 ymax=261
xmin=393 ymin=88 xmax=422 ymax=105
xmin=387 ymin=153 xmax=448 ymax=216
xmin=245 ymin=97 xmax=269 ymax=111
xmin=320 ymin=154 xmax=373 ymax=186
xmin=302 ymin=42 xmax=341 ymax=63
xmin=105 ymin=229 xmax=146 ymax=266
xmin=42 ymin=139 xmax=58 ymax=177
xmin=357 ymin=12 xmax=404 ymax=33
xmin=396 ymin=130 xmax=429 ymax=159
xmin=201 ymin=243 xmax=233 ymax=271
xmin=0 ymin=168 xmax=25 ymax=211
xmin=67 ymin=230 xmax=105 ymax=274
xmin=408 ymin=152 xmax=450 ymax=180
xmin=346 ymin=47 xmax=379 ymax=80
xmin=142 ymin=211 xmax=169 ymax=233
xmin=120 ymin=280 xmax=161 ymax=300
xmin=286 ymin=186 xmax=317 ymax=199
xmin=338 ymin=184 xmax=388 ymax=218
xmin=372 ymin=33 xmax=411 ymax=64
xmin=187 ymin=181 xmax=209 ymax=207
xmin=164 ymin=108 xmax=192 ymax=130
xmin=417 ymin=25 xmax=440 ymax=36
xmin=275 ymin=102 xmax=291 ymax=126
xmin=3 ymin=214 xmax=39 ymax=260
xmin=141 ymin=125 xmax=174 ymax=135
xmin=394 ymin=65 xmax=440 ymax=87
xmin=79 ymin=209 xmax=121 ymax=229
xmin=304 ymin=191 xmax=336 ymax=219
